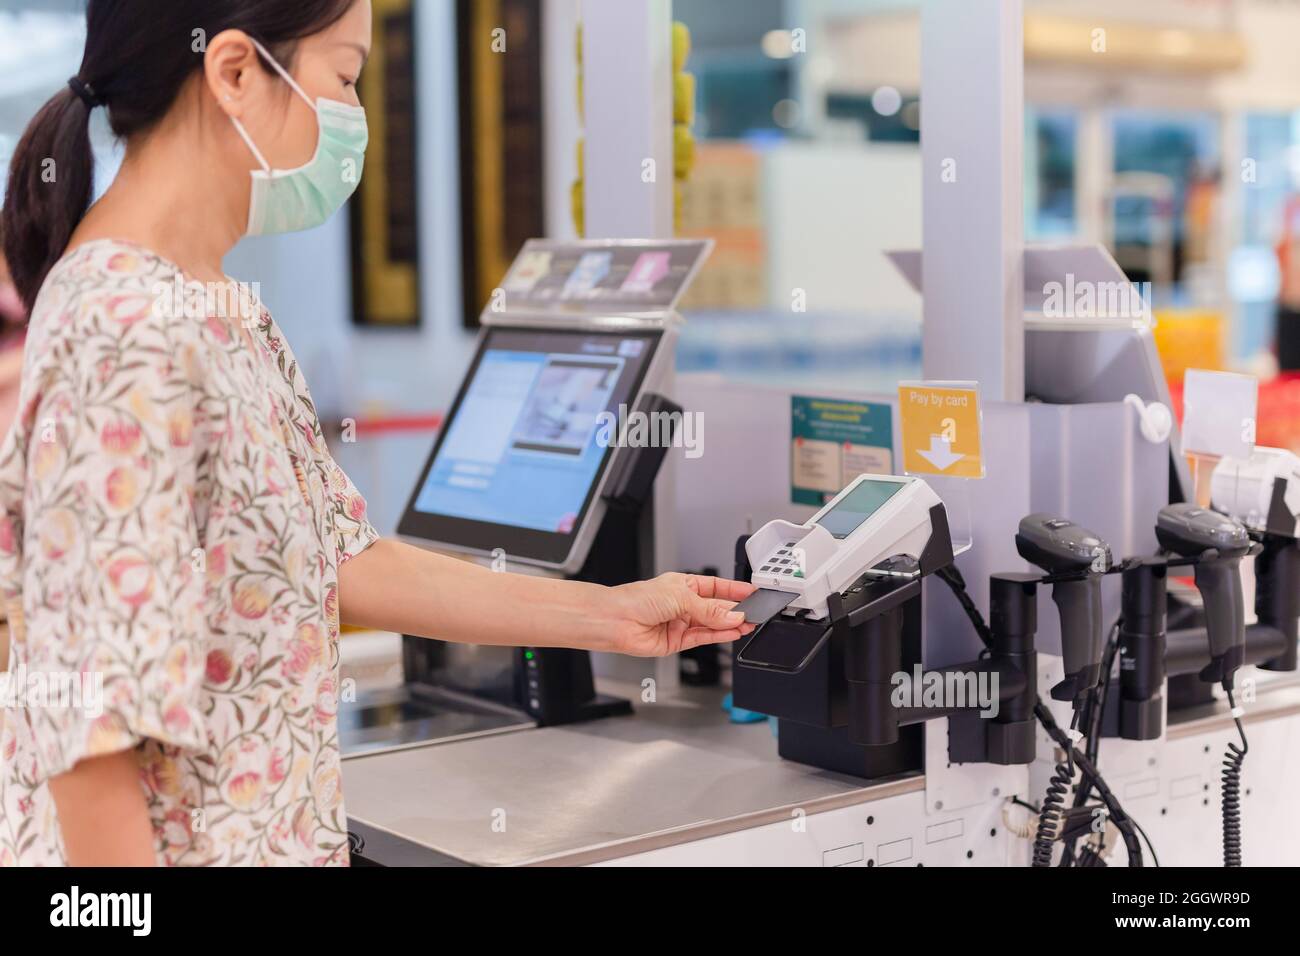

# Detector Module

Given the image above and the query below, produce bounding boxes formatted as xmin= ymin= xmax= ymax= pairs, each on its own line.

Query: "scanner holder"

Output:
xmin=1105 ymin=529 xmax=1296 ymax=741
xmin=732 ymin=505 xmax=1039 ymax=779
xmin=1154 ymin=504 xmax=1253 ymax=689
xmin=1013 ymin=515 xmax=1113 ymax=716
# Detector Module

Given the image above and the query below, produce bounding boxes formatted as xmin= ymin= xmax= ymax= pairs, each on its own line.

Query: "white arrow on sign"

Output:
xmin=917 ymin=434 xmax=964 ymax=471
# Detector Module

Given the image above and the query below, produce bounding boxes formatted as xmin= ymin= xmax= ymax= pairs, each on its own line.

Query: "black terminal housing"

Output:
xmin=732 ymin=505 xmax=1040 ymax=780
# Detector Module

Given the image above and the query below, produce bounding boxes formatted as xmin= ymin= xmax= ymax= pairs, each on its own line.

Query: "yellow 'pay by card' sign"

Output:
xmin=897 ymin=382 xmax=985 ymax=479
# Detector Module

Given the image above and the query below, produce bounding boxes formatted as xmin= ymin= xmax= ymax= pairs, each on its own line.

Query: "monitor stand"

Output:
xmin=513 ymin=503 xmax=652 ymax=725
xmin=340 ymin=394 xmax=679 ymax=753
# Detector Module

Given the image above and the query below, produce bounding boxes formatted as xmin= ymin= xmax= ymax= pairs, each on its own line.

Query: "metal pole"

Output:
xmin=920 ymin=0 xmax=1025 ymax=401
xmin=581 ymin=0 xmax=674 ymax=239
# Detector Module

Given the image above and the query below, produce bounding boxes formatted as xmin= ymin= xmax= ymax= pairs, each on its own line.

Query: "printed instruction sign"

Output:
xmin=791 ymin=396 xmax=893 ymax=506
xmin=898 ymin=381 xmax=985 ymax=479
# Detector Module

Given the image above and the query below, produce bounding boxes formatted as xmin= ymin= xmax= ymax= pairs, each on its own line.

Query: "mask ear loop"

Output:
xmin=229 ymin=115 xmax=272 ymax=173
xmin=227 ymin=36 xmax=319 ymax=173
xmin=248 ymin=36 xmax=318 ymax=111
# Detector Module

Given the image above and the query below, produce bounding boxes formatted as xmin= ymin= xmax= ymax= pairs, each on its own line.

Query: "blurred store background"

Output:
xmin=3 ymin=0 xmax=1300 ymax=532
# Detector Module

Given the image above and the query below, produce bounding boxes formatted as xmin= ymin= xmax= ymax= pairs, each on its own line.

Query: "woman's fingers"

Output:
xmin=685 ymin=590 xmax=746 ymax=630
xmin=676 ymin=578 xmax=759 ymax=649
xmin=687 ymin=574 xmax=756 ymax=604
xmin=678 ymin=623 xmax=754 ymax=649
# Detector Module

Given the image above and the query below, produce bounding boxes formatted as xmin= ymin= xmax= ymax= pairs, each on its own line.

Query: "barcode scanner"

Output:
xmin=1155 ymin=503 xmax=1252 ymax=687
xmin=1016 ymin=514 xmax=1113 ymax=712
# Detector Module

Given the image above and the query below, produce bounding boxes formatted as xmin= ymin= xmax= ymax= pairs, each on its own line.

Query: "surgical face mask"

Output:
xmin=229 ymin=38 xmax=368 ymax=237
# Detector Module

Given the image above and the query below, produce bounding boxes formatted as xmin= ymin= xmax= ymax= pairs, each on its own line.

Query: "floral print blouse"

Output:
xmin=0 ymin=239 xmax=377 ymax=865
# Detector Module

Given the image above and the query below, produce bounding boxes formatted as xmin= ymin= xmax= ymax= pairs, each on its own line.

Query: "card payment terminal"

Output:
xmin=739 ymin=474 xmax=946 ymax=622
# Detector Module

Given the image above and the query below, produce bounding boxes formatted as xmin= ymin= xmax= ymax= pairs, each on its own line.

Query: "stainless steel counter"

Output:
xmin=342 ymin=682 xmax=921 ymax=866
xmin=342 ymin=674 xmax=1300 ymax=867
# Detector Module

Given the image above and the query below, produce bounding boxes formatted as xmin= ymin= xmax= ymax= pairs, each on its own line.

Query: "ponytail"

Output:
xmin=2 ymin=85 xmax=97 ymax=313
xmin=1 ymin=0 xmax=357 ymax=318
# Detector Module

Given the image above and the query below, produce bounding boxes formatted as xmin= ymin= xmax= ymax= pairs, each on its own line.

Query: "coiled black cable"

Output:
xmin=1033 ymin=754 xmax=1072 ymax=867
xmin=1221 ymin=687 xmax=1248 ymax=867
xmin=1034 ymin=698 xmax=1143 ymax=866
xmin=1060 ymin=620 xmax=1121 ymax=866
xmin=935 ymin=564 xmax=1145 ymax=866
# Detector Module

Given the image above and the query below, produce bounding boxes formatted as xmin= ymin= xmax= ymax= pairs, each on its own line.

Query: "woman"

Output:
xmin=0 ymin=0 xmax=753 ymax=866
xmin=0 ymin=254 xmax=24 ymax=677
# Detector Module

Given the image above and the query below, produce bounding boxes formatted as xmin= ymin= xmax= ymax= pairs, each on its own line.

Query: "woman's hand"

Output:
xmin=605 ymin=572 xmax=757 ymax=657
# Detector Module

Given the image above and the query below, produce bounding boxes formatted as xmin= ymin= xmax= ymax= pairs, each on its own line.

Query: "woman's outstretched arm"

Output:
xmin=338 ymin=538 xmax=755 ymax=657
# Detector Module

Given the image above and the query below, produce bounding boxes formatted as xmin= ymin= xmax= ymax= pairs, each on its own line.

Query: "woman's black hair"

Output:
xmin=1 ymin=0 xmax=356 ymax=314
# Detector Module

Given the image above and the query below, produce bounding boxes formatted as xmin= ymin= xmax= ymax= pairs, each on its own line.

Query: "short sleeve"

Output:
xmin=14 ymin=317 xmax=207 ymax=781
xmin=324 ymin=453 xmax=379 ymax=566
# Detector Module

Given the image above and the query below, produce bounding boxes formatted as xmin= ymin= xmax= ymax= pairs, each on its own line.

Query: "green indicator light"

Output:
xmin=524 ymin=650 xmax=535 ymax=660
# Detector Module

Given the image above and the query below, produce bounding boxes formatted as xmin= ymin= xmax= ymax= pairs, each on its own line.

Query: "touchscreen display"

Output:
xmin=410 ymin=328 xmax=658 ymax=536
xmin=815 ymin=479 xmax=906 ymax=539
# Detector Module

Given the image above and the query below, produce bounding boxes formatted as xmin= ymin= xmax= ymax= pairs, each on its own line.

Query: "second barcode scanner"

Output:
xmin=1155 ymin=503 xmax=1252 ymax=688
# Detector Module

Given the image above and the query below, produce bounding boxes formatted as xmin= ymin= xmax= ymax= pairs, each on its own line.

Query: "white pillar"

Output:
xmin=542 ymin=0 xmax=582 ymax=240
xmin=920 ymin=0 xmax=1025 ymax=402
xmin=581 ymin=0 xmax=674 ymax=239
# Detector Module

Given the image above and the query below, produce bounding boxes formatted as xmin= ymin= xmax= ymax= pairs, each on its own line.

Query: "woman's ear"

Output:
xmin=203 ymin=29 xmax=261 ymax=118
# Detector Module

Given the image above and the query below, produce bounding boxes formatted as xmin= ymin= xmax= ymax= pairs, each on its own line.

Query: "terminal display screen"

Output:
xmin=399 ymin=326 xmax=661 ymax=565
xmin=815 ymin=479 xmax=906 ymax=539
